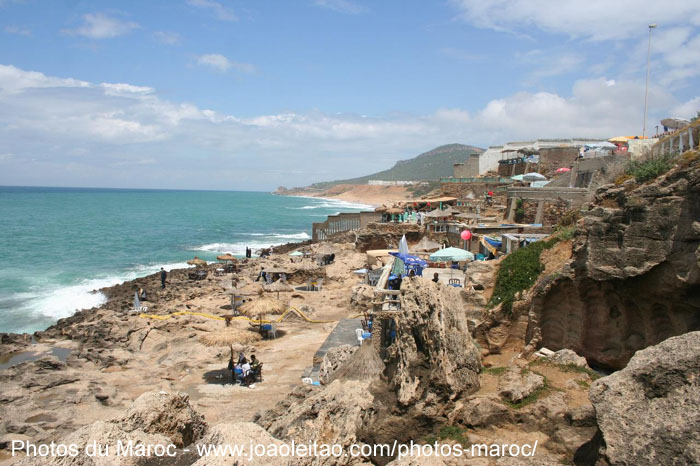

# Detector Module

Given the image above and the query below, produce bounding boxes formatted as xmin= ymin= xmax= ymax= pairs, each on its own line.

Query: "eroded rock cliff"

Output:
xmin=528 ymin=158 xmax=700 ymax=369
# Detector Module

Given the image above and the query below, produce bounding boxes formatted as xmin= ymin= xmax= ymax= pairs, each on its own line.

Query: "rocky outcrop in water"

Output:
xmin=588 ymin=331 xmax=700 ymax=465
xmin=528 ymin=158 xmax=700 ymax=369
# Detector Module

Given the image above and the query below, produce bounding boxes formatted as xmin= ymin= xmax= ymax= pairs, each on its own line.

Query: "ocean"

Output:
xmin=0 ymin=187 xmax=371 ymax=334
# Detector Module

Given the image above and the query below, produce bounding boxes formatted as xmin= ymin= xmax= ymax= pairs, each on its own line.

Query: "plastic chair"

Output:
xmin=315 ymin=278 xmax=323 ymax=291
xmin=269 ymin=323 xmax=278 ymax=339
xmin=355 ymin=328 xmax=364 ymax=346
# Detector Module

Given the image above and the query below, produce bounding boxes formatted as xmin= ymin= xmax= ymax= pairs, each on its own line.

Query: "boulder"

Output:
xmin=498 ymin=368 xmax=544 ymax=404
xmin=319 ymin=344 xmax=358 ymax=384
xmin=350 ymin=284 xmax=375 ymax=309
xmin=545 ymin=349 xmax=589 ymax=368
xmin=453 ymin=396 xmax=512 ymax=427
xmin=256 ymin=379 xmax=376 ymax=448
xmin=191 ymin=422 xmax=286 ymax=466
xmin=121 ymin=391 xmax=207 ymax=447
xmin=590 ymin=331 xmax=700 ymax=465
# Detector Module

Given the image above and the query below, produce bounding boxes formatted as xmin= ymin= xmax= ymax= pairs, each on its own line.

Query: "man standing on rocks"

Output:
xmin=160 ymin=267 xmax=167 ymax=289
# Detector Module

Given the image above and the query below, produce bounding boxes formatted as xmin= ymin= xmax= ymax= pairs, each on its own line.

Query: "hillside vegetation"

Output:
xmin=310 ymin=143 xmax=483 ymax=189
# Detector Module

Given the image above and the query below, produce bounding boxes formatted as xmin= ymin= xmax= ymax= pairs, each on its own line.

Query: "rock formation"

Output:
xmin=13 ymin=391 xmax=208 ymax=465
xmin=528 ymin=159 xmax=700 ymax=369
xmin=386 ymin=279 xmax=482 ymax=409
xmin=589 ymin=331 xmax=700 ymax=465
xmin=354 ymin=223 xmax=421 ymax=252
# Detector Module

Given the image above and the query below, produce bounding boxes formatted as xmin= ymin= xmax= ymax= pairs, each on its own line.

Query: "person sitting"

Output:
xmin=239 ymin=358 xmax=252 ymax=386
xmin=139 ymin=288 xmax=148 ymax=301
xmin=432 ymin=272 xmax=440 ymax=283
xmin=249 ymin=354 xmax=262 ymax=381
xmin=408 ymin=269 xmax=416 ymax=278
xmin=255 ymin=268 xmax=267 ymax=282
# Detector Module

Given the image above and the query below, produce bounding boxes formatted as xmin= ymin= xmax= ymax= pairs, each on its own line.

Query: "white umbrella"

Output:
xmin=398 ymin=235 xmax=409 ymax=256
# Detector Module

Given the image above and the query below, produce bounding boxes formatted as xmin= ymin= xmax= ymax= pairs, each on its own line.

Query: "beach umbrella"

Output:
xmin=263 ymin=279 xmax=293 ymax=299
xmin=411 ymin=237 xmax=441 ymax=253
xmin=398 ymin=235 xmax=409 ymax=256
xmin=429 ymin=247 xmax=475 ymax=262
xmin=429 ymin=247 xmax=474 ymax=279
xmin=217 ymin=254 xmax=237 ymax=262
xmin=511 ymin=174 xmax=525 ymax=181
xmin=556 ymin=167 xmax=571 ymax=174
xmin=608 ymin=136 xmax=632 ymax=143
xmin=228 ymin=281 xmax=261 ymax=311
xmin=187 ymin=256 xmax=207 ymax=267
xmin=288 ymin=251 xmax=304 ymax=257
xmin=199 ymin=325 xmax=262 ymax=360
xmin=660 ymin=117 xmax=690 ymax=130
xmin=239 ymin=296 xmax=287 ymax=321
xmin=523 ymin=172 xmax=547 ymax=182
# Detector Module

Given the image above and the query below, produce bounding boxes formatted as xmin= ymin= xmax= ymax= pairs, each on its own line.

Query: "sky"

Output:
xmin=0 ymin=0 xmax=699 ymax=191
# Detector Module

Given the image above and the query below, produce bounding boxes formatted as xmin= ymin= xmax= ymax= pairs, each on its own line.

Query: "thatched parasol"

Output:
xmin=239 ymin=296 xmax=287 ymax=318
xmin=199 ymin=326 xmax=262 ymax=359
xmin=217 ymin=254 xmax=237 ymax=262
xmin=332 ymin=341 xmax=385 ymax=382
xmin=187 ymin=256 xmax=207 ymax=267
xmin=374 ymin=205 xmax=387 ymax=213
xmin=385 ymin=207 xmax=404 ymax=215
xmin=263 ymin=279 xmax=294 ymax=299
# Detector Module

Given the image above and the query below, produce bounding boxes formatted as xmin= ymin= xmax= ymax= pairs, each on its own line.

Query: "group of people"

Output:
xmin=244 ymin=246 xmax=252 ymax=258
xmin=228 ymin=353 xmax=262 ymax=386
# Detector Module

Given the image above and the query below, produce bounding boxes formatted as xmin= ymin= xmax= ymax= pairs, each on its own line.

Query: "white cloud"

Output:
xmin=4 ymin=25 xmax=31 ymax=36
xmin=153 ymin=31 xmax=180 ymax=44
xmin=0 ymin=64 xmax=90 ymax=93
xmin=0 ymin=64 xmax=693 ymax=190
xmin=671 ymin=96 xmax=700 ymax=119
xmin=449 ymin=0 xmax=700 ymax=41
xmin=196 ymin=54 xmax=255 ymax=73
xmin=63 ymin=13 xmax=139 ymax=39
xmin=186 ymin=0 xmax=237 ymax=21
xmin=314 ymin=0 xmax=366 ymax=14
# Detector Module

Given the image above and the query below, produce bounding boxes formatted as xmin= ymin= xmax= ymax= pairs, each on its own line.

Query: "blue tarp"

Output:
xmin=485 ymin=237 xmax=503 ymax=249
xmin=389 ymin=252 xmax=428 ymax=267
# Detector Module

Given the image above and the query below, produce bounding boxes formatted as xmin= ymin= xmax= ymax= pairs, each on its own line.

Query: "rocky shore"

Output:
xmin=1 ymin=155 xmax=699 ymax=465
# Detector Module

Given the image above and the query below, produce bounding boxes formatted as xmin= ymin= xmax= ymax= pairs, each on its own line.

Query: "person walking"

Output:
xmin=160 ymin=267 xmax=167 ymax=289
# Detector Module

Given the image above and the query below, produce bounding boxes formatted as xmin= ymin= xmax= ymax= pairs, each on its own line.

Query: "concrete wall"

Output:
xmin=627 ymin=138 xmax=658 ymax=160
xmin=478 ymin=146 xmax=504 ymax=174
xmin=571 ymin=154 xmax=626 ymax=188
xmin=538 ymin=146 xmax=579 ymax=174
xmin=312 ymin=211 xmax=381 ymax=242
xmin=453 ymin=153 xmax=480 ymax=178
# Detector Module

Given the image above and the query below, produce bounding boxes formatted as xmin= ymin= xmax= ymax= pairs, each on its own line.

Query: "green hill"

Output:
xmin=311 ymin=143 xmax=484 ymax=189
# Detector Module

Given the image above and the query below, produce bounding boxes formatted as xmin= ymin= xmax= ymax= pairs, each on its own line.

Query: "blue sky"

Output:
xmin=1 ymin=0 xmax=699 ymax=190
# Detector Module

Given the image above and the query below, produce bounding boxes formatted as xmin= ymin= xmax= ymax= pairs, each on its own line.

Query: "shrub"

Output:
xmin=488 ymin=238 xmax=560 ymax=312
xmin=625 ymin=153 xmax=674 ymax=183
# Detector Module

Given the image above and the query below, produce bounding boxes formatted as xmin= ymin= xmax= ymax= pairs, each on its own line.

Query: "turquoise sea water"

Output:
xmin=0 ymin=187 xmax=371 ymax=334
